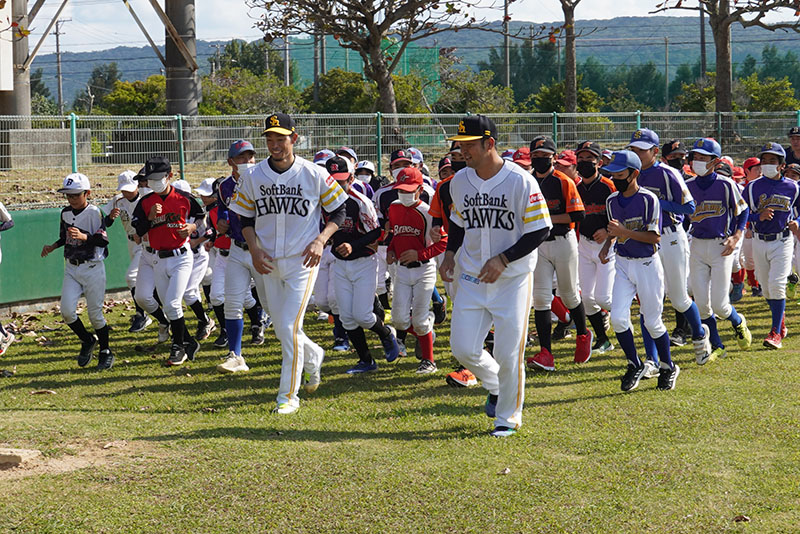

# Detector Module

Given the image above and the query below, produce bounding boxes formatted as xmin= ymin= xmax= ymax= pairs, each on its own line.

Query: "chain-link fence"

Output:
xmin=2 ymin=110 xmax=799 ymax=209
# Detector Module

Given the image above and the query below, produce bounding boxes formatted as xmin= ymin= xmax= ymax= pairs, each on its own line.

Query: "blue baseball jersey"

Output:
xmin=638 ymin=161 xmax=693 ymax=229
xmin=743 ymin=176 xmax=800 ymax=234
xmin=606 ymin=187 xmax=661 ymax=259
xmin=216 ymin=175 xmax=246 ymax=242
xmin=686 ymin=173 xmax=748 ymax=238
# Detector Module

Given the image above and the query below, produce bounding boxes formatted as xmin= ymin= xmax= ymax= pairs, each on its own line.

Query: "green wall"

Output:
xmin=0 ymin=207 xmax=131 ymax=305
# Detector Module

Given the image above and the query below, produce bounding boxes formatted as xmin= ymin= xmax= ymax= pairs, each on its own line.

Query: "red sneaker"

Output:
xmin=527 ymin=348 xmax=554 ymax=371
xmin=764 ymin=329 xmax=783 ymax=349
xmin=574 ymin=331 xmax=593 ymax=364
xmin=780 ymin=315 xmax=788 ymax=339
xmin=446 ymin=367 xmax=478 ymax=387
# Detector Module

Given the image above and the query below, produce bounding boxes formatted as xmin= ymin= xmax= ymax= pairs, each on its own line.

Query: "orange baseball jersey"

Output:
xmin=535 ymin=169 xmax=584 ymax=236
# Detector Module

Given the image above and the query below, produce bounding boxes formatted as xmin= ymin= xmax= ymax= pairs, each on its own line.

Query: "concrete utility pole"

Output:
xmin=313 ymin=31 xmax=319 ymax=102
xmin=320 ymin=34 xmax=326 ymax=74
xmin=0 ymin=0 xmax=31 ymax=116
xmin=55 ymin=18 xmax=71 ymax=115
xmin=503 ymin=0 xmax=510 ymax=88
xmin=664 ymin=36 xmax=669 ymax=111
xmin=284 ymin=34 xmax=290 ymax=87
xmin=700 ymin=10 xmax=707 ymax=76
xmin=164 ymin=0 xmax=199 ymax=116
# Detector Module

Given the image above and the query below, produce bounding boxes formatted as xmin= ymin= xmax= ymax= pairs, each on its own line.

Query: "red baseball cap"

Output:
xmin=743 ymin=157 xmax=761 ymax=171
xmin=393 ymin=167 xmax=423 ymax=192
xmin=512 ymin=147 xmax=532 ymax=166
xmin=556 ymin=150 xmax=577 ymax=166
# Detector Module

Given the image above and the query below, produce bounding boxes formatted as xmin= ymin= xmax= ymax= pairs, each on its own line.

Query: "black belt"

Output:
xmin=545 ymin=231 xmax=571 ymax=242
xmin=157 ymin=246 xmax=188 ymax=259
xmin=401 ymin=259 xmax=430 ymax=268
xmin=756 ymin=229 xmax=791 ymax=242
xmin=233 ymin=240 xmax=249 ymax=251
xmin=662 ymin=224 xmax=678 ymax=233
xmin=219 ymin=249 xmax=230 ymax=257
xmin=67 ymin=258 xmax=87 ymax=266
xmin=145 ymin=246 xmax=155 ymax=254
xmin=191 ymin=247 xmax=200 ymax=254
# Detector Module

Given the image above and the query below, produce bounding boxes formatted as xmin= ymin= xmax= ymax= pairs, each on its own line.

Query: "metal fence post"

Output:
xmin=176 ymin=114 xmax=185 ymax=178
xmin=69 ymin=113 xmax=78 ymax=173
xmin=796 ymin=109 xmax=799 ymax=127
xmin=552 ymin=112 xmax=558 ymax=142
xmin=375 ymin=112 xmax=382 ymax=176
xmin=716 ymin=112 xmax=722 ymax=140
xmin=636 ymin=110 xmax=641 ymax=130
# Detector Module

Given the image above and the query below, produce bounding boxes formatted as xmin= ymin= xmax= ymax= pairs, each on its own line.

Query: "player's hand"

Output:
xmin=606 ymin=219 xmax=627 ymax=239
xmin=216 ymin=219 xmax=230 ymax=234
xmin=430 ymin=225 xmax=442 ymax=243
xmin=439 ymin=253 xmax=455 ymax=283
xmin=759 ymin=208 xmax=774 ymax=222
xmin=302 ymin=237 xmax=325 ymax=267
xmin=398 ymin=249 xmax=419 ymax=265
xmin=789 ymin=220 xmax=799 ymax=233
xmin=67 ymin=227 xmax=87 ymax=241
xmin=250 ymin=246 xmax=273 ymax=274
xmin=745 ymin=228 xmax=753 ymax=239
xmin=386 ymin=250 xmax=397 ymax=265
xmin=204 ymin=240 xmax=213 ymax=251
xmin=335 ymin=242 xmax=353 ymax=258
xmin=721 ymin=235 xmax=738 ymax=256
xmin=133 ymin=234 xmax=142 ymax=244
xmin=478 ymin=256 xmax=505 ymax=284
xmin=176 ymin=223 xmax=195 ymax=239
xmin=109 ymin=207 xmax=121 ymax=220
xmin=148 ymin=203 xmax=163 ymax=221
xmin=41 ymin=244 xmax=54 ymax=258
xmin=599 ymin=243 xmax=611 ymax=264
xmin=593 ymin=228 xmax=609 ymax=244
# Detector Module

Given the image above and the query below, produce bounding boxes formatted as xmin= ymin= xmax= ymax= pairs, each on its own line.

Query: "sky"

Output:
xmin=24 ymin=0 xmax=799 ymax=55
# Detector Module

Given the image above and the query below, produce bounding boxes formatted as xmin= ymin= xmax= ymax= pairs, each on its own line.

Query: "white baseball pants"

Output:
xmin=376 ymin=245 xmax=389 ymax=296
xmin=134 ymin=248 xmax=160 ymax=314
xmin=210 ymin=250 xmax=228 ymax=308
xmin=61 ymin=261 xmax=107 ymax=329
xmin=689 ymin=238 xmax=735 ymax=320
xmin=333 ymin=255 xmax=379 ymax=331
xmin=752 ymin=235 xmax=793 ymax=300
xmin=183 ymin=246 xmax=209 ymax=306
xmin=658 ymin=226 xmax=692 ymax=312
xmin=153 ymin=249 xmax=194 ymax=322
xmin=312 ymin=248 xmax=338 ymax=315
xmin=450 ymin=271 xmax=533 ymax=430
xmin=392 ymin=261 xmax=436 ymax=336
xmin=533 ymin=231 xmax=580 ymax=311
xmin=578 ymin=237 xmax=614 ymax=315
xmin=742 ymin=234 xmax=755 ymax=271
xmin=224 ymin=245 xmax=261 ymax=320
xmin=611 ymin=255 xmax=666 ymax=339
xmin=202 ymin=247 xmax=215 ymax=287
xmin=125 ymin=240 xmax=141 ymax=289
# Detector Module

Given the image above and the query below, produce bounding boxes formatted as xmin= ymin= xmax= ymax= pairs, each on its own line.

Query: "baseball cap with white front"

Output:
xmin=58 ymin=173 xmax=91 ymax=194
xmin=627 ymin=128 xmax=660 ymax=150
xmin=116 ymin=170 xmax=138 ymax=193
xmin=356 ymin=160 xmax=376 ymax=174
xmin=171 ymin=180 xmax=192 ymax=194
xmin=407 ymin=147 xmax=424 ymax=164
xmin=194 ymin=177 xmax=217 ymax=197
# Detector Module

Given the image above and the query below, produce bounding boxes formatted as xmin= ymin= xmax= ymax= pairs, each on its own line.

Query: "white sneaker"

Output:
xmin=693 ymin=324 xmax=712 ymax=365
xmin=158 ymin=323 xmax=170 ymax=344
xmin=303 ymin=367 xmax=321 ymax=393
xmin=216 ymin=352 xmax=250 ymax=374
xmin=273 ymin=402 xmax=299 ymax=414
xmin=642 ymin=359 xmax=660 ymax=379
xmin=0 ymin=332 xmax=14 ymax=356
xmin=316 ymin=311 xmax=329 ymax=321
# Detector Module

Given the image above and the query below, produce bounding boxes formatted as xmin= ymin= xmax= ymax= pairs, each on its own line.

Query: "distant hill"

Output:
xmin=30 ymin=15 xmax=800 ymax=106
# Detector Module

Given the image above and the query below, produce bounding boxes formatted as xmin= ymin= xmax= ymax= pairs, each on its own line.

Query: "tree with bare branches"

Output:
xmin=559 ymin=0 xmax=583 ymax=114
xmin=652 ymin=1 xmax=800 ymax=115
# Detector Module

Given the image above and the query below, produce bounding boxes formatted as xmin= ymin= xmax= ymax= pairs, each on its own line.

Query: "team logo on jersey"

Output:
xmin=461 ymin=193 xmax=515 ymax=230
xmin=616 ymin=216 xmax=644 ymax=244
xmin=691 ymin=200 xmax=726 ymax=222
xmin=642 ymin=185 xmax=664 ymax=199
xmin=150 ymin=211 xmax=183 ymax=228
xmin=584 ymin=204 xmax=606 ymax=215
xmin=255 ymin=183 xmax=310 ymax=217
xmin=529 ymin=192 xmax=543 ymax=203
xmin=393 ymin=224 xmax=421 ymax=236
xmin=756 ymin=193 xmax=791 ymax=213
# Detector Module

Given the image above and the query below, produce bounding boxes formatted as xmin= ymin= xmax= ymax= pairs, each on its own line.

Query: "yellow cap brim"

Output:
xmin=447 ymin=134 xmax=483 ymax=141
xmin=262 ymin=127 xmax=294 ymax=136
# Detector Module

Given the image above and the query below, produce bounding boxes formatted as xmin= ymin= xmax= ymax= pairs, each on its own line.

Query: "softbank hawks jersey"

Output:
xmin=230 ymin=156 xmax=347 ymax=259
xmin=449 ymin=161 xmax=552 ymax=279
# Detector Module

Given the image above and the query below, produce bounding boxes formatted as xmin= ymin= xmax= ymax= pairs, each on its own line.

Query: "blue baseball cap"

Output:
xmin=601 ymin=150 xmax=642 ymax=173
xmin=627 ymin=128 xmax=660 ymax=150
xmin=759 ymin=142 xmax=786 ymax=159
xmin=228 ymin=140 xmax=255 ymax=159
xmin=689 ymin=138 xmax=722 ymax=158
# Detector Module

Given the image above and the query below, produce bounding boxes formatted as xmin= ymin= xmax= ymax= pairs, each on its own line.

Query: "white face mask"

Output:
xmin=398 ymin=191 xmax=417 ymax=207
xmin=761 ymin=164 xmax=780 ymax=178
xmin=691 ymin=161 xmax=709 ymax=176
xmin=391 ymin=168 xmax=403 ymax=180
xmin=355 ymin=173 xmax=371 ymax=182
xmin=149 ymin=178 xmax=168 ymax=194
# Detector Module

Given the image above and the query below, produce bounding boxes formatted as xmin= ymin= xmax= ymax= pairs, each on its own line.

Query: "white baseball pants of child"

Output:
xmin=153 ymin=248 xmax=194 ymax=321
xmin=184 ymin=246 xmax=210 ymax=306
xmin=61 ymin=260 xmax=107 ymax=329
xmin=333 ymin=255 xmax=379 ymax=330
xmin=533 ymin=231 xmax=581 ymax=311
xmin=578 ymin=237 xmax=614 ymax=315
xmin=134 ymin=247 xmax=160 ymax=314
xmin=391 ymin=261 xmax=436 ymax=336
xmin=752 ymin=235 xmax=793 ymax=300
xmin=689 ymin=237 xmax=735 ymax=319
xmin=224 ymin=244 xmax=261 ymax=320
xmin=610 ymin=255 xmax=666 ymax=338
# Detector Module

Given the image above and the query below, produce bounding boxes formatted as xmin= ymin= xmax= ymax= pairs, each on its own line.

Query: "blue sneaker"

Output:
xmin=490 ymin=426 xmax=517 ymax=438
xmin=730 ymin=282 xmax=744 ymax=303
xmin=382 ymin=330 xmax=400 ymax=362
xmin=484 ymin=393 xmax=498 ymax=418
xmin=333 ymin=338 xmax=350 ymax=352
xmin=346 ymin=360 xmax=378 ymax=374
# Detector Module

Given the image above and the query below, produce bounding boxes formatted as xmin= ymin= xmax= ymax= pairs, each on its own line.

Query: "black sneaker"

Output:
xmin=251 ymin=323 xmax=265 ymax=345
xmin=552 ymin=320 xmax=573 ymax=341
xmin=621 ymin=364 xmax=645 ymax=392
xmin=669 ymin=328 xmax=686 ymax=347
xmin=167 ymin=344 xmax=188 ymax=366
xmin=656 ymin=364 xmax=680 ymax=391
xmin=129 ymin=313 xmax=152 ymax=333
xmin=213 ymin=330 xmax=228 ymax=348
xmin=97 ymin=349 xmax=115 ymax=370
xmin=184 ymin=337 xmax=200 ymax=361
xmin=433 ymin=296 xmax=447 ymax=324
xmin=195 ymin=318 xmax=216 ymax=341
xmin=77 ymin=336 xmax=97 ymax=367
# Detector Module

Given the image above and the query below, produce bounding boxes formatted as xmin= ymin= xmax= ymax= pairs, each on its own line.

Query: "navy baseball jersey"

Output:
xmin=577 ymin=176 xmax=616 ymax=240
xmin=56 ymin=204 xmax=109 ymax=262
xmin=785 ymin=146 xmax=800 ymax=166
xmin=606 ymin=188 xmax=661 ymax=259
xmin=217 ymin=175 xmax=248 ymax=242
xmin=638 ymin=161 xmax=693 ymax=229
xmin=743 ymin=176 xmax=800 ymax=234
xmin=686 ymin=172 xmax=748 ymax=238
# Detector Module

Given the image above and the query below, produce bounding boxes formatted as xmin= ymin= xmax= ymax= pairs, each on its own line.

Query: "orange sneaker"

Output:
xmin=527 ymin=348 xmax=554 ymax=371
xmin=446 ymin=367 xmax=478 ymax=387
xmin=764 ymin=329 xmax=782 ymax=349
xmin=574 ymin=331 xmax=593 ymax=364
xmin=780 ymin=315 xmax=788 ymax=339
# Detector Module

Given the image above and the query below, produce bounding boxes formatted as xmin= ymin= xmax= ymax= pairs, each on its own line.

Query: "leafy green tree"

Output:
xmin=432 ymin=65 xmax=515 ymax=114
xmin=603 ymin=85 xmax=647 ymax=113
xmin=210 ymin=39 xmax=297 ymax=81
xmin=73 ymin=63 xmax=122 ymax=113
xmin=674 ymin=74 xmax=716 ymax=112
xmin=102 ymin=75 xmax=166 ymax=115
xmin=478 ymin=41 xmax=558 ymax=104
xmin=301 ymin=68 xmax=376 ymax=113
xmin=738 ymin=73 xmax=800 ymax=111
xmin=521 ymin=77 xmax=603 ymax=113
xmin=31 ymin=92 xmax=58 ymax=115
xmin=201 ymin=68 xmax=302 ymax=115
xmin=392 ymin=72 xmax=429 ymax=114
xmin=30 ymin=68 xmax=52 ymax=100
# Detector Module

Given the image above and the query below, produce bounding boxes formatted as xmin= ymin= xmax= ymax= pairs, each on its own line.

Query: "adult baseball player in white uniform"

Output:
xmin=231 ymin=113 xmax=347 ymax=414
xmin=440 ymin=115 xmax=552 ymax=438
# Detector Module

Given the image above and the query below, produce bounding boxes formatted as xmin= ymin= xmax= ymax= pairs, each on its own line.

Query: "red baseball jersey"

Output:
xmin=209 ymin=205 xmax=232 ymax=250
xmin=387 ymin=200 xmax=447 ymax=261
xmin=133 ymin=186 xmax=204 ymax=250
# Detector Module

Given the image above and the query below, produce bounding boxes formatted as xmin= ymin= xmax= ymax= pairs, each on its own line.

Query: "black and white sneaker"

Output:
xmin=166 ymin=344 xmax=188 ymax=366
xmin=621 ymin=364 xmax=645 ymax=392
xmin=195 ymin=318 xmax=216 ymax=341
xmin=669 ymin=328 xmax=686 ymax=347
xmin=129 ymin=313 xmax=152 ymax=333
xmin=97 ymin=349 xmax=115 ymax=370
xmin=213 ymin=330 xmax=228 ymax=348
xmin=416 ymin=359 xmax=437 ymax=374
xmin=77 ymin=336 xmax=97 ymax=367
xmin=656 ymin=364 xmax=680 ymax=391
xmin=552 ymin=320 xmax=573 ymax=341
xmin=433 ymin=296 xmax=447 ymax=324
xmin=184 ymin=338 xmax=200 ymax=361
xmin=251 ymin=323 xmax=265 ymax=345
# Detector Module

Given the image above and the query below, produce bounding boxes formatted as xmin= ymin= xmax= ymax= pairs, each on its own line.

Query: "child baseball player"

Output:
xmin=684 ymin=138 xmax=752 ymax=362
xmin=387 ymin=167 xmax=447 ymax=374
xmin=599 ymin=151 xmax=679 ymax=392
xmin=0 ymin=197 xmax=14 ymax=355
xmin=743 ymin=142 xmax=800 ymax=348
xmin=41 ymin=173 xmax=114 ymax=370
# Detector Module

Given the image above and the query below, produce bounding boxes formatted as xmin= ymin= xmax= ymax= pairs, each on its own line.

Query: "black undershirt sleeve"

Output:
xmin=350 ymin=227 xmax=383 ymax=253
xmin=446 ymin=222 xmax=464 ymax=253
xmin=240 ymin=215 xmax=255 ymax=228
xmin=569 ymin=211 xmax=585 ymax=223
xmin=432 ymin=217 xmax=443 ymax=228
xmin=325 ymin=203 xmax=346 ymax=227
xmin=501 ymin=227 xmax=550 ymax=263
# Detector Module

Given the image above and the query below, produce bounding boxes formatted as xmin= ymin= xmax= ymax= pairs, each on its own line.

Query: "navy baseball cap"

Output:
xmin=575 ymin=140 xmax=602 ymax=158
xmin=448 ymin=115 xmax=497 ymax=141
xmin=529 ymin=136 xmax=557 ymax=154
xmin=627 ymin=128 xmax=659 ymax=150
xmin=689 ymin=138 xmax=722 ymax=158
xmin=716 ymin=163 xmax=733 ymax=177
xmin=789 ymin=126 xmax=800 ymax=137
xmin=144 ymin=156 xmax=172 ymax=180
xmin=601 ymin=150 xmax=642 ymax=173
xmin=662 ymin=139 xmax=687 ymax=158
xmin=438 ymin=156 xmax=452 ymax=171
xmin=759 ymin=142 xmax=787 ymax=159
xmin=390 ymin=149 xmax=413 ymax=165
xmin=262 ymin=113 xmax=296 ymax=136
xmin=228 ymin=139 xmax=255 ymax=159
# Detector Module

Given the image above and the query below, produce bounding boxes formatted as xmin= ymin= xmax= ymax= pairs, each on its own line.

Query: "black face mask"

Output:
xmin=666 ymin=158 xmax=685 ymax=170
xmin=576 ymin=160 xmax=597 ymax=179
xmin=531 ymin=157 xmax=552 ymax=175
xmin=450 ymin=160 xmax=467 ymax=172
xmin=612 ymin=173 xmax=632 ymax=193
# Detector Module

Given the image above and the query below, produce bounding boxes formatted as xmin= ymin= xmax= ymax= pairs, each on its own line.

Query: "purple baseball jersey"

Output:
xmin=686 ymin=173 xmax=748 ymax=238
xmin=743 ymin=176 xmax=800 ymax=235
xmin=638 ymin=161 xmax=693 ymax=229
xmin=216 ymin=175 xmax=246 ymax=242
xmin=606 ymin=187 xmax=661 ymax=259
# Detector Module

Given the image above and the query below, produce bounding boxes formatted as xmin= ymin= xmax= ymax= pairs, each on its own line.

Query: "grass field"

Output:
xmin=1 ymin=293 xmax=799 ymax=533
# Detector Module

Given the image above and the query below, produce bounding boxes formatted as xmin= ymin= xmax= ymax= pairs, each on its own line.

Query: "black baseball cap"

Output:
xmin=716 ymin=162 xmax=733 ymax=177
xmin=438 ymin=156 xmax=452 ymax=171
xmin=662 ymin=139 xmax=687 ymax=158
xmin=390 ymin=149 xmax=413 ymax=165
xmin=144 ymin=156 xmax=171 ymax=180
xmin=325 ymin=155 xmax=352 ymax=181
xmin=575 ymin=140 xmax=602 ymax=158
xmin=262 ymin=113 xmax=296 ymax=136
xmin=529 ymin=136 xmax=557 ymax=155
xmin=448 ymin=115 xmax=497 ymax=142
xmin=789 ymin=126 xmax=800 ymax=137
xmin=136 ymin=166 xmax=147 ymax=181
